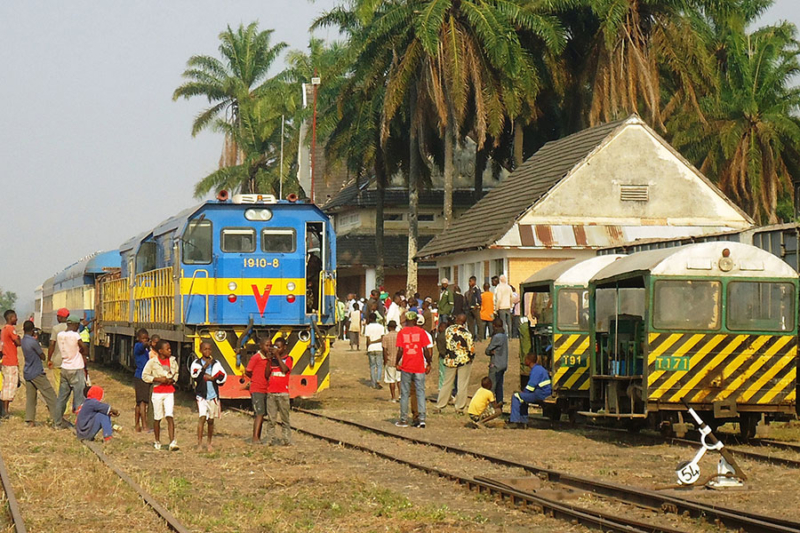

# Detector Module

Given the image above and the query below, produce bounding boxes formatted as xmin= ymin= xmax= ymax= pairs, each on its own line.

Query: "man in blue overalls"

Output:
xmin=509 ymin=353 xmax=552 ymax=426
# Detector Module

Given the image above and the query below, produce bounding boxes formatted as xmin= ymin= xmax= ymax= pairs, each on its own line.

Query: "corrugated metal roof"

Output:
xmin=417 ymin=117 xmax=631 ymax=258
xmin=337 ymin=234 xmax=435 ymax=268
xmin=510 ymin=224 xmax=740 ymax=249
xmin=322 ymin=176 xmax=478 ymax=212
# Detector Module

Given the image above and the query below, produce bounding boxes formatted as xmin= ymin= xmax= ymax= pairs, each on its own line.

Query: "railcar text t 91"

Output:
xmin=94 ymin=193 xmax=338 ymax=399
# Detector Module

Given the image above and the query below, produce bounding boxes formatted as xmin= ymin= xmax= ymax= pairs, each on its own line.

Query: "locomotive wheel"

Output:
xmin=543 ymin=405 xmax=561 ymax=422
xmin=738 ymin=413 xmax=758 ymax=440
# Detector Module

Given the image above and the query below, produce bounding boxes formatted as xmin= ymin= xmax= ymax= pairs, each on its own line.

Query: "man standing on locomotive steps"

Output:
xmin=395 ymin=311 xmax=432 ymax=428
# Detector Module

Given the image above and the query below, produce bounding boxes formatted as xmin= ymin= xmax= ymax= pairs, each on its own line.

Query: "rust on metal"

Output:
xmin=534 ymin=225 xmax=554 ymax=247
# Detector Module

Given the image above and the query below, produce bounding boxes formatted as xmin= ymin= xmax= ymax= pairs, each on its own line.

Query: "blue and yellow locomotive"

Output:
xmin=93 ymin=192 xmax=337 ymax=399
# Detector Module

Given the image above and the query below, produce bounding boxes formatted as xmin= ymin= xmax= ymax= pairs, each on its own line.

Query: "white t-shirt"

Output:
xmin=57 ymin=330 xmax=84 ymax=370
xmin=385 ymin=303 xmax=401 ymax=326
xmin=364 ymin=323 xmax=385 ymax=352
xmin=349 ymin=310 xmax=362 ymax=331
xmin=50 ymin=323 xmax=68 ymax=368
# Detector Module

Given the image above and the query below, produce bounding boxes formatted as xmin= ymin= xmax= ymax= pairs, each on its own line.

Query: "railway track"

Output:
xmin=0 ymin=447 xmax=26 ymax=533
xmin=525 ymin=417 xmax=800 ymax=469
xmin=229 ymin=406 xmax=799 ymax=533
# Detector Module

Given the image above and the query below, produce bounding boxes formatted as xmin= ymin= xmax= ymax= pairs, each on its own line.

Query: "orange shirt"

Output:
xmin=1 ymin=325 xmax=19 ymax=366
xmin=480 ymin=292 xmax=495 ymax=321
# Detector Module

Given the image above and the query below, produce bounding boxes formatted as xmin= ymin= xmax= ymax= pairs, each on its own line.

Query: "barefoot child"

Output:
xmin=266 ymin=337 xmax=293 ymax=446
xmin=76 ymin=386 xmax=120 ymax=442
xmin=381 ymin=321 xmax=400 ymax=402
xmin=190 ymin=340 xmax=227 ymax=451
xmin=245 ymin=337 xmax=271 ymax=443
xmin=142 ymin=340 xmax=179 ymax=450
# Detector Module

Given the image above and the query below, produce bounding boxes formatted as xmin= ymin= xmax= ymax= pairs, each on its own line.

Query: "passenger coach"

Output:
xmin=95 ymin=193 xmax=337 ymax=399
xmin=584 ymin=242 xmax=798 ymax=437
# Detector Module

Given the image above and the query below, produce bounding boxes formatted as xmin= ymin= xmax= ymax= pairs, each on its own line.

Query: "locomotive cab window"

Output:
xmin=182 ymin=219 xmax=212 ymax=265
xmin=654 ymin=280 xmax=721 ymax=330
xmin=262 ymin=228 xmax=296 ymax=253
xmin=557 ymin=289 xmax=589 ymax=330
xmin=221 ymin=228 xmax=256 ymax=253
xmin=727 ymin=281 xmax=795 ymax=332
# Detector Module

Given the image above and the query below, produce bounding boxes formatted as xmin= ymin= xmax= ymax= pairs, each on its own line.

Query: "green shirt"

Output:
xmin=438 ymin=288 xmax=454 ymax=315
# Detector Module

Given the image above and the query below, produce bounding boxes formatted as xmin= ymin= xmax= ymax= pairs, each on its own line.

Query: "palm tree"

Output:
xmin=173 ymin=23 xmax=287 ymax=181
xmin=669 ymin=20 xmax=800 ymax=223
xmin=571 ymin=0 xmax=713 ymax=129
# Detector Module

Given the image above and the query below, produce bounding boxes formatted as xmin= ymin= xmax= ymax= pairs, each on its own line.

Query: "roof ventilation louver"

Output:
xmin=620 ymin=185 xmax=649 ymax=202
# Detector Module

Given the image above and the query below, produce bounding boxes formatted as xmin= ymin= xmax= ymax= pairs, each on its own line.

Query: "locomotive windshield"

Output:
xmin=727 ymin=281 xmax=795 ymax=332
xmin=653 ymin=280 xmax=721 ymax=330
xmin=221 ymin=228 xmax=256 ymax=253
xmin=182 ymin=219 xmax=212 ymax=264
xmin=262 ymin=228 xmax=296 ymax=253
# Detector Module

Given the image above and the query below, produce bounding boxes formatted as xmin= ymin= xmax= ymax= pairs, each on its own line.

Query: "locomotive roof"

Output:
xmin=53 ymin=250 xmax=120 ymax=285
xmin=522 ymin=255 xmax=625 ymax=290
xmin=591 ymin=242 xmax=798 ymax=285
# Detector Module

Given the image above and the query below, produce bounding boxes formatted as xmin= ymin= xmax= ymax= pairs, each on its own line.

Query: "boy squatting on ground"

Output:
xmin=76 ymin=386 xmax=120 ymax=442
xmin=142 ymin=340 xmax=179 ymax=450
xmin=190 ymin=340 xmax=227 ymax=451
xmin=21 ymin=320 xmax=59 ymax=426
xmin=468 ymin=377 xmax=501 ymax=424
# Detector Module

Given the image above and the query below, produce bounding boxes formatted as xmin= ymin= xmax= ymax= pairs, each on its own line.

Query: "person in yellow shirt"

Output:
xmin=467 ymin=377 xmax=500 ymax=423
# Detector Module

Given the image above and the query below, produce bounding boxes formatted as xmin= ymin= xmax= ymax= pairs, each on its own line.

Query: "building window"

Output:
xmin=440 ymin=266 xmax=451 ymax=283
xmin=338 ymin=212 xmax=360 ymax=229
xmin=419 ymin=214 xmax=435 ymax=222
xmin=620 ymin=185 xmax=649 ymax=202
xmin=384 ymin=214 xmax=403 ymax=221
xmin=490 ymin=258 xmax=505 ymax=279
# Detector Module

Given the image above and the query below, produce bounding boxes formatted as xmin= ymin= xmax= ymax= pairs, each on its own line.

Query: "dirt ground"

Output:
xmin=0 ymin=334 xmax=798 ymax=532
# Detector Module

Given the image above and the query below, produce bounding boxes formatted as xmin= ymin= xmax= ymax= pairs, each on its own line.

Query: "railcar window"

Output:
xmin=594 ymin=288 xmax=646 ymax=332
xmin=557 ymin=289 xmax=589 ymax=330
xmin=221 ymin=228 xmax=256 ymax=253
xmin=262 ymin=228 xmax=296 ymax=253
xmin=727 ymin=281 xmax=795 ymax=332
xmin=653 ymin=280 xmax=720 ymax=330
xmin=182 ymin=219 xmax=212 ymax=265
xmin=527 ymin=292 xmax=553 ymax=324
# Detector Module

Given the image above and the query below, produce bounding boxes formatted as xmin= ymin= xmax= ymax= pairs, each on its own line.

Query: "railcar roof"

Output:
xmin=53 ymin=250 xmax=120 ymax=285
xmin=522 ymin=255 xmax=625 ymax=289
xmin=592 ymin=242 xmax=798 ymax=283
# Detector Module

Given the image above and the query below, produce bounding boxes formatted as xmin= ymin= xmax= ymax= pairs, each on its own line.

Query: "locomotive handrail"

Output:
xmin=183 ymin=269 xmax=210 ymax=325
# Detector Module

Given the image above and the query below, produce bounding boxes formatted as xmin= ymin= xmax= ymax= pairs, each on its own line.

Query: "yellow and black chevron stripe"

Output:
xmin=192 ymin=326 xmax=331 ymax=394
xmin=552 ymin=333 xmax=591 ymax=392
xmin=646 ymin=332 xmax=797 ymax=406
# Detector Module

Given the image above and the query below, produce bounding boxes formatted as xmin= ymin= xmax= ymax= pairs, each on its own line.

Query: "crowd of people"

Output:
xmin=335 ymin=276 xmax=552 ymax=428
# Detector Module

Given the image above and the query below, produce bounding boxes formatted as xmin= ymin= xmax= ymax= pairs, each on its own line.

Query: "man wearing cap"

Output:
xmin=54 ymin=315 xmax=88 ymax=427
xmin=438 ymin=279 xmax=454 ymax=324
xmin=47 ymin=308 xmax=70 ymax=394
xmin=395 ymin=311 xmax=432 ymax=428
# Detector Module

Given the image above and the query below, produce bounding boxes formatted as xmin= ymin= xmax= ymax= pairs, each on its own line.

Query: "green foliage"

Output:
xmin=0 ymin=289 xmax=17 ymax=313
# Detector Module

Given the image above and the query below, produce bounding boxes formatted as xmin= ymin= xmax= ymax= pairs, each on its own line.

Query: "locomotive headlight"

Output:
xmin=245 ymin=208 xmax=272 ymax=221
xmin=228 ymin=281 xmax=238 ymax=291
xmin=287 ymin=282 xmax=296 ymax=291
xmin=214 ymin=330 xmax=227 ymax=342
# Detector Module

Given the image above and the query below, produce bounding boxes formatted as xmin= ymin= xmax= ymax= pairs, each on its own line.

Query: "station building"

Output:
xmin=416 ymin=115 xmax=755 ymax=289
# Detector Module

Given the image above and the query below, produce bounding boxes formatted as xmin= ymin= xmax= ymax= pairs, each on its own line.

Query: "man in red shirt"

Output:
xmin=245 ymin=337 xmax=272 ymax=443
xmin=1 ymin=310 xmax=21 ymax=415
xmin=266 ymin=337 xmax=293 ymax=446
xmin=395 ymin=312 xmax=432 ymax=428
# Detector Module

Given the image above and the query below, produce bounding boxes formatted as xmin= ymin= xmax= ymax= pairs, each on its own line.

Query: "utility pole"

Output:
xmin=310 ymin=74 xmax=321 ymax=204
xmin=279 ymin=114 xmax=284 ymax=200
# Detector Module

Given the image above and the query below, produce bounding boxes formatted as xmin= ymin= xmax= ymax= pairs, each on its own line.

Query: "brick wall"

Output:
xmin=508 ymin=257 xmax=573 ymax=290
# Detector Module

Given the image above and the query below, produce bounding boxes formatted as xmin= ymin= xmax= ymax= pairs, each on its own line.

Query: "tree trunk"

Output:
xmin=474 ymin=138 xmax=488 ymax=202
xmin=375 ymin=138 xmax=387 ymax=287
xmin=406 ymin=84 xmax=420 ymax=296
xmin=443 ymin=106 xmax=456 ymax=228
xmin=513 ymin=121 xmax=524 ymax=169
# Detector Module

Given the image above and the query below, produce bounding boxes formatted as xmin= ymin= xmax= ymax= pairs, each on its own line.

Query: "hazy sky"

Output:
xmin=0 ymin=1 xmax=798 ymax=314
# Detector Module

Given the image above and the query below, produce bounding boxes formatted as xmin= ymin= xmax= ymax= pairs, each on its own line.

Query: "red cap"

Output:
xmin=86 ymin=386 xmax=104 ymax=401
xmin=56 ymin=308 xmax=70 ymax=318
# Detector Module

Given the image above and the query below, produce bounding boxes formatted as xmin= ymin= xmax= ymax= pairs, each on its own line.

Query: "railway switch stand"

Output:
xmin=675 ymin=402 xmax=746 ymax=488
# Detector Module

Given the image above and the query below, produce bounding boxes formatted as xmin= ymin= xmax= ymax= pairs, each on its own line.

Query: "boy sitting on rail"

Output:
xmin=508 ymin=354 xmax=552 ymax=427
xmin=76 ymin=386 xmax=120 ymax=443
xmin=142 ymin=340 xmax=179 ymax=451
xmin=190 ymin=340 xmax=227 ymax=452
xmin=467 ymin=377 xmax=501 ymax=427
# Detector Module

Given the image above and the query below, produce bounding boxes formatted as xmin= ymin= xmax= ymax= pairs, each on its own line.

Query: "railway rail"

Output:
xmin=524 ymin=416 xmax=800 ymax=469
xmin=0 ymin=447 xmax=26 ymax=533
xmin=284 ymin=407 xmax=800 ymax=533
